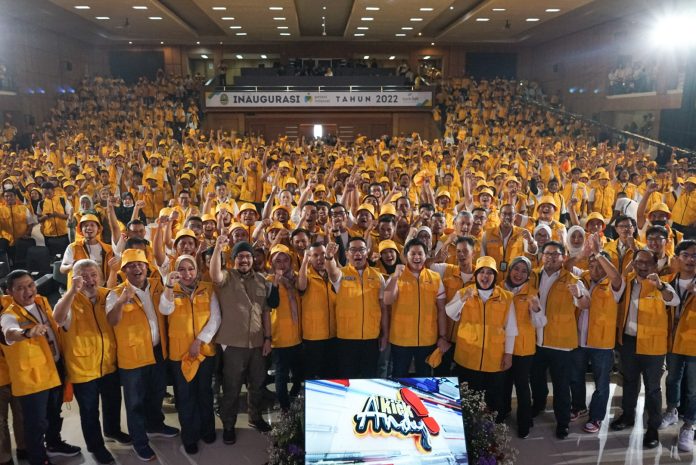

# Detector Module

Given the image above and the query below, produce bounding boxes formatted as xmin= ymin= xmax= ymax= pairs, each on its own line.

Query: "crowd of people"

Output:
xmin=608 ymin=60 xmax=656 ymax=95
xmin=0 ymin=71 xmax=695 ymax=465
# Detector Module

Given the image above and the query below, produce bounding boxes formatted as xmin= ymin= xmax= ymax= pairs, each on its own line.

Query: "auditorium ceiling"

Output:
xmin=2 ymin=0 xmax=673 ymax=45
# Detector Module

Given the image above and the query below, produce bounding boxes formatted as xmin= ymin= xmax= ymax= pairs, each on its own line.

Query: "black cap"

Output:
xmin=232 ymin=241 xmax=254 ymax=259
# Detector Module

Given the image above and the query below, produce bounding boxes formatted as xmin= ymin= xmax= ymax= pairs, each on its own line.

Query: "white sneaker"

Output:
xmin=659 ymin=409 xmax=679 ymax=430
xmin=677 ymin=426 xmax=694 ymax=453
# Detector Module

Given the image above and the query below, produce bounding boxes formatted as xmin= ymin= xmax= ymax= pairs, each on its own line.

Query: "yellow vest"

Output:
xmin=1 ymin=297 xmax=62 ymax=396
xmin=511 ymin=283 xmax=536 ymax=356
xmin=300 ymin=266 xmax=336 ymax=341
xmin=530 ymin=268 xmax=579 ymax=349
xmin=335 ymin=265 xmax=383 ymax=340
xmin=268 ymin=276 xmax=302 ymax=348
xmin=0 ymin=295 xmax=14 ymax=387
xmin=62 ymin=288 xmax=118 ymax=383
xmin=40 ymin=196 xmax=68 ymax=237
xmin=389 ymin=268 xmax=441 ymax=347
xmin=0 ymin=204 xmax=30 ymax=245
xmin=618 ymin=275 xmax=669 ymax=355
xmin=67 ymin=239 xmax=115 ymax=289
xmin=454 ymin=285 xmax=512 ymax=372
xmin=167 ymin=282 xmax=216 ymax=361
xmin=581 ymin=273 xmax=619 ymax=349
xmin=671 ymin=279 xmax=696 ymax=356
xmin=603 ymin=239 xmax=645 ymax=275
xmin=592 ymin=185 xmax=615 ymax=219
xmin=112 ymin=279 xmax=168 ymax=369
xmin=672 ymin=190 xmax=696 ymax=226
xmin=442 ymin=265 xmax=468 ymax=342
xmin=482 ymin=226 xmax=527 ymax=282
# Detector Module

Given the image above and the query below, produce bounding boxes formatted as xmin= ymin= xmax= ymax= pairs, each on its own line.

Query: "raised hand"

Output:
xmin=72 ymin=275 xmax=84 ymax=292
xmin=325 ymin=241 xmax=338 ymax=260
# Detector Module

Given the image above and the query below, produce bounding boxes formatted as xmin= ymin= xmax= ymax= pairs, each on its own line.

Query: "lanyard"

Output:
xmin=673 ymin=273 xmax=695 ymax=319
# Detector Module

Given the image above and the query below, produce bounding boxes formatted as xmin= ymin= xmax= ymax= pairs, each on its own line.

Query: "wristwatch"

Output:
xmin=21 ymin=328 xmax=30 ymax=338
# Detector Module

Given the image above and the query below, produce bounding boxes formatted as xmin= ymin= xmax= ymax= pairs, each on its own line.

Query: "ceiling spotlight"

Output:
xmin=236 ymin=54 xmax=243 ymax=59
xmin=431 ymin=42 xmax=435 ymax=45
xmin=418 ymin=32 xmax=422 ymax=36
xmin=476 ymin=18 xmax=490 ymax=21
xmin=395 ymin=33 xmax=406 ymax=36
xmin=361 ymin=17 xmax=374 ymax=21
xmin=545 ymin=8 xmax=561 ymax=12
xmin=128 ymin=41 xmax=133 ymax=44
xmin=526 ymin=18 xmax=540 ymax=22
xmin=201 ymin=54 xmax=208 ymax=59
xmin=95 ymin=16 xmax=110 ymax=20
xmin=219 ymin=41 xmax=223 ymax=44
xmin=389 ymin=55 xmax=396 ymax=60
xmin=236 ymin=32 xmax=247 ymax=35
xmin=269 ymin=6 xmax=283 ymax=10
xmin=366 ymin=6 xmax=380 ymax=10
xmin=229 ymin=26 xmax=242 ymax=29
xmin=402 ymin=26 xmax=413 ymax=30
xmin=160 ymin=41 xmax=164 ymax=44
xmin=273 ymin=17 xmax=286 ymax=20
xmin=280 ymin=32 xmax=291 ymax=36
xmin=449 ymin=6 xmax=454 ymax=9
xmin=357 ymin=26 xmax=369 ymax=30
xmin=423 ymin=55 xmax=430 ymax=59
xmin=132 ymin=5 xmax=147 ymax=9
xmin=149 ymin=16 xmax=162 ymax=20
xmin=363 ymin=55 xmax=370 ymax=59
xmin=420 ymin=7 xmax=434 ymax=11
xmin=74 ymin=5 xmax=90 ymax=9
xmin=277 ymin=26 xmax=288 ymax=29
xmin=410 ymin=18 xmax=423 ymax=21
xmin=221 ymin=17 xmax=235 ymax=20
xmin=354 ymin=33 xmax=365 ymax=36
xmin=261 ymin=54 xmax=268 ymax=59
xmin=492 ymin=8 xmax=506 ymax=12
xmin=212 ymin=6 xmax=226 ymax=10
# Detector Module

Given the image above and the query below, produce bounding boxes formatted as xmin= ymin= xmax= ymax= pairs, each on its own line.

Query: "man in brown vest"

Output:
xmin=210 ymin=236 xmax=276 ymax=446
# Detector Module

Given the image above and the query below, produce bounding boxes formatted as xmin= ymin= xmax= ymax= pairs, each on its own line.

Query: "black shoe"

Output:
xmin=518 ymin=427 xmax=530 ymax=439
xmin=610 ymin=415 xmax=635 ymax=431
xmin=202 ymin=432 xmax=216 ymax=444
xmin=104 ymin=431 xmax=132 ymax=445
xmin=46 ymin=441 xmax=81 ymax=457
xmin=532 ymin=404 xmax=546 ymax=418
xmin=16 ymin=450 xmax=27 ymax=461
xmin=248 ymin=418 xmax=272 ymax=433
xmin=92 ymin=447 xmax=115 ymax=465
xmin=643 ymin=427 xmax=659 ymax=449
xmin=556 ymin=426 xmax=569 ymax=439
xmin=223 ymin=428 xmax=236 ymax=445
xmin=183 ymin=443 xmax=198 ymax=455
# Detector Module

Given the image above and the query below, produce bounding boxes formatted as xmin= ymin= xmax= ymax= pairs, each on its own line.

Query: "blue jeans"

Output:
xmin=119 ymin=345 xmax=167 ymax=451
xmin=171 ymin=356 xmax=215 ymax=446
xmin=390 ymin=344 xmax=434 ymax=378
xmin=666 ymin=353 xmax=696 ymax=424
xmin=72 ymin=371 xmax=123 ymax=452
xmin=569 ymin=347 xmax=613 ymax=422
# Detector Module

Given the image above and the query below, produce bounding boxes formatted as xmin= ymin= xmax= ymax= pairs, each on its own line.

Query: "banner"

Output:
xmin=205 ymin=91 xmax=432 ymax=108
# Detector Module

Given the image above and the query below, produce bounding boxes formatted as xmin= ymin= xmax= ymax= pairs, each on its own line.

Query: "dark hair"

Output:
xmin=5 ymin=270 xmax=32 ymax=292
xmin=290 ymin=228 xmax=309 ymax=239
xmin=634 ymin=248 xmax=658 ymax=264
xmin=432 ymin=212 xmax=446 ymax=220
xmin=214 ymin=181 xmax=226 ymax=188
xmin=301 ymin=201 xmax=317 ymax=209
xmin=40 ymin=182 xmax=55 ymax=189
xmin=315 ymin=200 xmax=331 ymax=209
xmin=404 ymin=238 xmax=427 ymax=255
xmin=419 ymin=203 xmax=435 ymax=212
xmin=125 ymin=237 xmax=150 ymax=248
xmin=178 ymin=189 xmax=191 ymax=197
xmin=456 ymin=236 xmax=475 ymax=248
xmin=127 ymin=219 xmax=146 ymax=229
xmin=675 ymin=240 xmax=696 ymax=255
xmin=309 ymin=241 xmax=325 ymax=249
xmin=2 ymin=188 xmax=19 ymax=196
xmin=329 ymin=203 xmax=345 ymax=214
xmin=347 ymin=236 xmax=367 ymax=248
xmin=541 ymin=240 xmax=566 ymax=255
xmin=378 ymin=214 xmax=396 ymax=224
xmin=615 ymin=215 xmax=639 ymax=238
xmin=472 ymin=206 xmax=487 ymax=215
xmin=645 ymin=225 xmax=668 ymax=240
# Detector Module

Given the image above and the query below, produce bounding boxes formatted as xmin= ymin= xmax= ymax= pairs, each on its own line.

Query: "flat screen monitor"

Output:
xmin=305 ymin=377 xmax=468 ymax=464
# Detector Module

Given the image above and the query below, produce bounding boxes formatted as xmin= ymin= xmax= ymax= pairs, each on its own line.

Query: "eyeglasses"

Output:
xmin=646 ymin=236 xmax=666 ymax=242
xmin=348 ymin=247 xmax=367 ymax=253
xmin=330 ymin=211 xmax=346 ymax=217
xmin=679 ymin=252 xmax=696 ymax=260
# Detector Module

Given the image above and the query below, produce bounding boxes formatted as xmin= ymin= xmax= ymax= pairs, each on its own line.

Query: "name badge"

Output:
xmin=499 ymin=261 xmax=508 ymax=272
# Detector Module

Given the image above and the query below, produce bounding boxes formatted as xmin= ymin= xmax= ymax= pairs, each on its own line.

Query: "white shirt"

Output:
xmin=159 ymin=290 xmax=221 ymax=344
xmin=61 ymin=241 xmax=104 ymax=269
xmin=106 ymin=282 xmax=161 ymax=346
xmin=445 ymin=287 xmax=518 ymax=354
xmin=578 ymin=278 xmax=625 ymax=348
xmin=624 ymin=279 xmax=679 ymax=337
xmin=0 ymin=302 xmax=60 ymax=361
xmin=429 ymin=263 xmax=473 ymax=285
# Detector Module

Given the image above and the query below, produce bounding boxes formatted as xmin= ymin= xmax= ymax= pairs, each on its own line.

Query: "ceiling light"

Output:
xmin=410 ymin=18 xmax=423 ymax=21
xmin=277 ymin=26 xmax=288 ymax=29
xmin=160 ymin=41 xmax=164 ymax=44
xmin=269 ymin=6 xmax=283 ymax=10
xmin=149 ymin=16 xmax=162 ymax=20
xmin=221 ymin=17 xmax=235 ymax=20
xmin=196 ymin=41 xmax=200 ymax=44
xmin=132 ymin=5 xmax=147 ymax=9
xmin=366 ymin=6 xmax=380 ymax=10
xmin=273 ymin=17 xmax=286 ymax=20
xmin=201 ymin=54 xmax=208 ymax=59
xmin=357 ymin=26 xmax=369 ymax=30
xmin=389 ymin=55 xmax=396 ymax=60
xmin=423 ymin=55 xmax=430 ymax=59
xmin=236 ymin=32 xmax=247 ymax=35
xmin=279 ymin=32 xmax=291 ymax=36
xmin=395 ymin=33 xmax=406 ymax=36
xmin=418 ymin=32 xmax=422 ymax=36
xmin=363 ymin=55 xmax=370 ymax=59
xmin=354 ymin=33 xmax=365 ymax=36
xmin=212 ymin=6 xmax=226 ymax=10
xmin=361 ymin=17 xmax=374 ymax=21
xmin=431 ymin=42 xmax=435 ymax=45
xmin=95 ymin=16 xmax=110 ymax=20
xmin=219 ymin=41 xmax=223 ymax=44
xmin=449 ymin=6 xmax=454 ymax=9
xmin=401 ymin=26 xmax=413 ymax=30
xmin=420 ymin=7 xmax=434 ymax=11
xmin=492 ymin=8 xmax=506 ymax=12
xmin=261 ymin=54 xmax=267 ymax=59
xmin=476 ymin=18 xmax=490 ymax=21
xmin=545 ymin=8 xmax=561 ymax=12
xmin=229 ymin=26 xmax=242 ymax=29
xmin=128 ymin=41 xmax=133 ymax=44
xmin=526 ymin=18 xmax=540 ymax=21
xmin=236 ymin=54 xmax=243 ymax=59
xmin=74 ymin=5 xmax=90 ymax=9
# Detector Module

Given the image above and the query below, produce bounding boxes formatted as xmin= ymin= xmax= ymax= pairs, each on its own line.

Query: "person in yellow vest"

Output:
xmin=603 ymin=214 xmax=644 ymax=274
xmin=0 ymin=270 xmax=82 ymax=465
xmin=670 ymin=176 xmax=696 ymax=238
xmin=0 ymin=188 xmax=36 ymax=266
xmin=297 ymin=242 xmax=336 ymax=380
xmin=159 ymin=255 xmax=220 ymax=455
xmin=325 ymin=237 xmax=388 ymax=379
xmin=529 ymin=241 xmax=590 ymax=440
xmin=267 ymin=244 xmax=302 ymax=411
xmin=501 ymin=256 xmax=536 ymax=438
xmin=384 ymin=239 xmax=449 ymax=377
xmin=0 ymin=294 xmax=26 ymax=465
xmin=52 ymin=259 xmax=129 ymax=464
xmin=588 ymin=171 xmax=615 ymax=219
xmin=516 ymin=195 xmax=567 ymax=245
xmin=637 ymin=198 xmax=683 ymax=257
xmin=661 ymin=240 xmax=696 ymax=452
xmin=37 ymin=182 xmax=72 ymax=258
xmin=105 ymin=249 xmax=179 ymax=462
xmin=610 ymin=249 xmax=679 ymax=449
xmin=482 ymin=203 xmax=538 ymax=282
xmin=445 ymin=256 xmax=517 ymax=423
xmin=568 ymin=239 xmax=624 ymax=434
xmin=60 ymin=214 xmax=114 ymax=288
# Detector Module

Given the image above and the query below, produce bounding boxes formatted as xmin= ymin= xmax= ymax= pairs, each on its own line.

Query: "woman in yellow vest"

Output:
xmin=662 ymin=240 xmax=696 ymax=453
xmin=267 ymin=244 xmax=302 ymax=411
xmin=445 ymin=256 xmax=517 ymax=423
xmin=384 ymin=238 xmax=449 ymax=377
xmin=501 ymin=256 xmax=536 ymax=438
xmin=53 ymin=259 xmax=129 ymax=463
xmin=159 ymin=255 xmax=220 ymax=454
xmin=0 ymin=270 xmax=82 ymax=464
